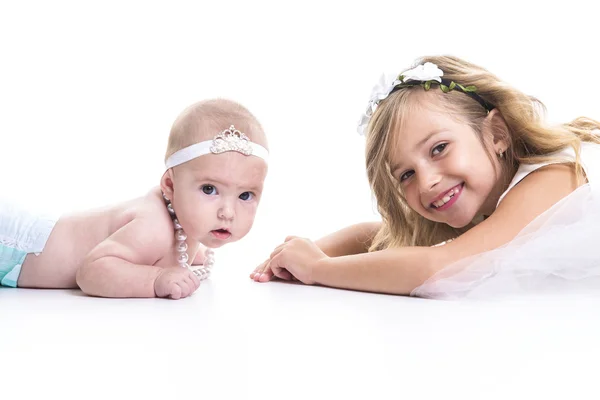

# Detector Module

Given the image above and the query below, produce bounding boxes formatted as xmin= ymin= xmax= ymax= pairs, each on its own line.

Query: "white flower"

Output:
xmin=356 ymin=62 xmax=444 ymax=136
xmin=401 ymin=62 xmax=443 ymax=83
xmin=357 ymin=72 xmax=402 ymax=135
xmin=368 ymin=72 xmax=403 ymax=106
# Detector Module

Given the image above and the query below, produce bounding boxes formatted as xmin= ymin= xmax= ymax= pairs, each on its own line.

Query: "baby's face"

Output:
xmin=169 ymin=152 xmax=267 ymax=248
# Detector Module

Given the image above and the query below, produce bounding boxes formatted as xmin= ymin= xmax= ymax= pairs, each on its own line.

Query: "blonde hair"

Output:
xmin=165 ymin=98 xmax=266 ymax=162
xmin=366 ymin=55 xmax=600 ymax=251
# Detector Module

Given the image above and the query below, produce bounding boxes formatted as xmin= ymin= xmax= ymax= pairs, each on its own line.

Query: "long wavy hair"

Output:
xmin=366 ymin=55 xmax=600 ymax=251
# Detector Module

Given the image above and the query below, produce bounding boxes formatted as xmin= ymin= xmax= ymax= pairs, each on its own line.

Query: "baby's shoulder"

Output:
xmin=116 ymin=188 xmax=174 ymax=243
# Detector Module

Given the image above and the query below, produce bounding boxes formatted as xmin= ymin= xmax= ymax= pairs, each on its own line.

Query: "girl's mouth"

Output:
xmin=431 ymin=183 xmax=463 ymax=211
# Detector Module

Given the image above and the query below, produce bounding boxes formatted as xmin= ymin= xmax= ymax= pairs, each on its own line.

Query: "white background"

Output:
xmin=2 ymin=0 xmax=598 ymax=261
xmin=1 ymin=1 xmax=600 ymax=399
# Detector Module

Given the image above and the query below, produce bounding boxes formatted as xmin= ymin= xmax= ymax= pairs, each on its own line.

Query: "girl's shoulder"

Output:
xmin=497 ymin=141 xmax=600 ymax=207
xmin=432 ymin=162 xmax=581 ymax=270
xmin=416 ymin=160 xmax=600 ymax=299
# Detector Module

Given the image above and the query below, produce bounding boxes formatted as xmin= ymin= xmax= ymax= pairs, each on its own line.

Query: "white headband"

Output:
xmin=165 ymin=125 xmax=269 ymax=169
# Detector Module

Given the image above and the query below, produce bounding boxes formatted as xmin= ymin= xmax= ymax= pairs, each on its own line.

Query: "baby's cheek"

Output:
xmin=240 ymin=212 xmax=257 ymax=234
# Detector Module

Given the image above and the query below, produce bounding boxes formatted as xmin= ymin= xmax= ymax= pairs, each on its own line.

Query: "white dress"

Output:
xmin=411 ymin=141 xmax=600 ymax=300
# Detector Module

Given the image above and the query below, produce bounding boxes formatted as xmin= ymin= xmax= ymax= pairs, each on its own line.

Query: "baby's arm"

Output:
xmin=76 ymin=217 xmax=198 ymax=298
xmin=300 ymin=164 xmax=581 ymax=295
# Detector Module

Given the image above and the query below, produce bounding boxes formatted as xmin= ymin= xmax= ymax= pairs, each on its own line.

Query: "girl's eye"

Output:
xmin=239 ymin=192 xmax=254 ymax=201
xmin=201 ymin=185 xmax=217 ymax=195
xmin=399 ymin=170 xmax=414 ymax=182
xmin=432 ymin=143 xmax=448 ymax=156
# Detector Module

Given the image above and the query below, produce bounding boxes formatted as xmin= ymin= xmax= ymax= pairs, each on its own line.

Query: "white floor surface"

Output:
xmin=3 ymin=254 xmax=600 ymax=400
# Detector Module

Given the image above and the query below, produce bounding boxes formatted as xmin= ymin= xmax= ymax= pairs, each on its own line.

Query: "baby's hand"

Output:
xmin=154 ymin=267 xmax=201 ymax=299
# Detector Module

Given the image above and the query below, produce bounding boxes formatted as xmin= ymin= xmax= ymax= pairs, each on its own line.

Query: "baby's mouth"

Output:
xmin=211 ymin=229 xmax=232 ymax=239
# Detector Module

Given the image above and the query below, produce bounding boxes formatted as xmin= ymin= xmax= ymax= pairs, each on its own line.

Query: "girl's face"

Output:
xmin=388 ymin=96 xmax=507 ymax=228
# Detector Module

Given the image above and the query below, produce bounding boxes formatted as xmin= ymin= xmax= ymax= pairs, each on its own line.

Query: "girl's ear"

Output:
xmin=484 ymin=108 xmax=510 ymax=155
xmin=160 ymin=169 xmax=175 ymax=200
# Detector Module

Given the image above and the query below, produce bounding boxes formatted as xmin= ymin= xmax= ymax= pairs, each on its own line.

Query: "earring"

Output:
xmin=498 ymin=150 xmax=504 ymax=159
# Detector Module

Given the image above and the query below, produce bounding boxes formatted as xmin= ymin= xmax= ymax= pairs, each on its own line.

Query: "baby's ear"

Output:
xmin=485 ymin=108 xmax=510 ymax=153
xmin=160 ymin=169 xmax=175 ymax=200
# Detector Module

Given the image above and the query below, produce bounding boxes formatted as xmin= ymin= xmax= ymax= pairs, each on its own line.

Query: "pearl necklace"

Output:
xmin=162 ymin=192 xmax=215 ymax=280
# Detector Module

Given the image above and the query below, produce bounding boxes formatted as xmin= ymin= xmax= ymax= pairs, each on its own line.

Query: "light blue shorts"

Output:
xmin=0 ymin=200 xmax=57 ymax=287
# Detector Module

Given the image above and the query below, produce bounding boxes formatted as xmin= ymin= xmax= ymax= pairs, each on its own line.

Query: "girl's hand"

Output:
xmin=250 ymin=259 xmax=273 ymax=282
xmin=266 ymin=236 xmax=329 ymax=285
xmin=250 ymin=256 xmax=296 ymax=282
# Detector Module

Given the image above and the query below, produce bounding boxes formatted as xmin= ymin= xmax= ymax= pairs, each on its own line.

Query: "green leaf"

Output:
xmin=464 ymin=85 xmax=477 ymax=92
xmin=398 ymin=74 xmax=405 ymax=82
xmin=449 ymin=81 xmax=456 ymax=90
xmin=424 ymin=81 xmax=431 ymax=90
xmin=440 ymin=84 xmax=449 ymax=93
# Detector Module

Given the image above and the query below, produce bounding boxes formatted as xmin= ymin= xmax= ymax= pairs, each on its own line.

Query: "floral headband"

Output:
xmin=357 ymin=62 xmax=495 ymax=136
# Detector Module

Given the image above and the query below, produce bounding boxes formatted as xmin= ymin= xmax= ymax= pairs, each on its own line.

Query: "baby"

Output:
xmin=1 ymin=99 xmax=269 ymax=299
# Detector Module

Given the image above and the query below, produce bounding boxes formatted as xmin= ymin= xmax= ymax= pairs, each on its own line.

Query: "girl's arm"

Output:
xmin=251 ymin=221 xmax=381 ymax=281
xmin=310 ymin=164 xmax=580 ymax=295
xmin=315 ymin=221 xmax=382 ymax=257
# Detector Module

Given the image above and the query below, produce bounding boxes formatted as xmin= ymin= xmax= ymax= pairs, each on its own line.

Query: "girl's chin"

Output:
xmin=440 ymin=213 xmax=475 ymax=229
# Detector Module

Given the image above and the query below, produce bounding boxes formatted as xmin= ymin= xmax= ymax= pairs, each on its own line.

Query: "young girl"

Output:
xmin=1 ymin=98 xmax=269 ymax=299
xmin=250 ymin=56 xmax=600 ymax=299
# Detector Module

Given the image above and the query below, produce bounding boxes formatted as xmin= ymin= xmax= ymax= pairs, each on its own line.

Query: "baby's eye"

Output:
xmin=432 ymin=143 xmax=448 ymax=156
xmin=399 ymin=170 xmax=414 ymax=182
xmin=201 ymin=185 xmax=217 ymax=195
xmin=239 ymin=192 xmax=254 ymax=201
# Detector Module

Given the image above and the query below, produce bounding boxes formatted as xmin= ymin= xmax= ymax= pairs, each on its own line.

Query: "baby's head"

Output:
xmin=161 ymin=99 xmax=268 ymax=249
xmin=360 ymin=56 xmax=545 ymax=249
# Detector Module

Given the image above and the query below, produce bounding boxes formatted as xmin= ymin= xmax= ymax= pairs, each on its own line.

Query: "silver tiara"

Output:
xmin=164 ymin=124 xmax=268 ymax=169
xmin=210 ymin=125 xmax=252 ymax=156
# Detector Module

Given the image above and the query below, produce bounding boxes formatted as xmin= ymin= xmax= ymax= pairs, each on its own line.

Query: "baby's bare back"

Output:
xmin=18 ymin=187 xmax=171 ymax=288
